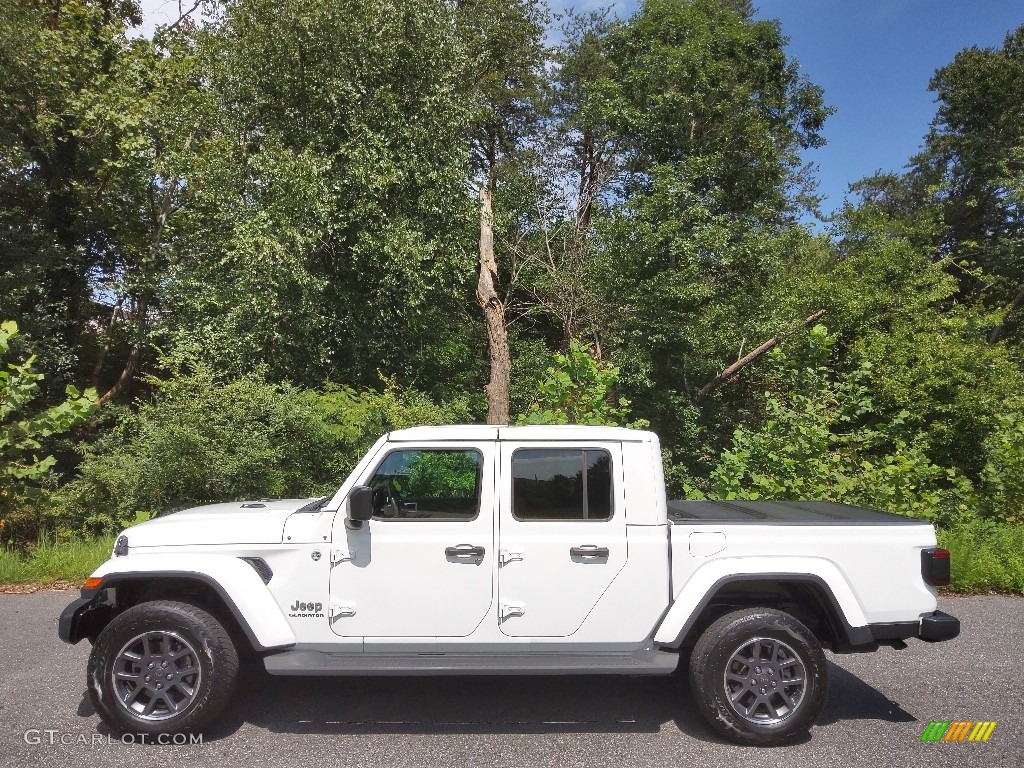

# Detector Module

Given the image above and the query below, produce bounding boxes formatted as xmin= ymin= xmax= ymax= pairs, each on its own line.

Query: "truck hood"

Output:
xmin=123 ymin=499 xmax=321 ymax=547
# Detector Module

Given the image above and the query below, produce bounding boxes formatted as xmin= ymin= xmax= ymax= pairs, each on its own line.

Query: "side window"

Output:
xmin=512 ymin=449 xmax=613 ymax=521
xmin=368 ymin=449 xmax=482 ymax=521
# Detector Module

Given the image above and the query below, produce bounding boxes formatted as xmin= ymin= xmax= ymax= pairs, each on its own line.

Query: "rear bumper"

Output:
xmin=868 ymin=610 xmax=960 ymax=645
xmin=918 ymin=610 xmax=960 ymax=642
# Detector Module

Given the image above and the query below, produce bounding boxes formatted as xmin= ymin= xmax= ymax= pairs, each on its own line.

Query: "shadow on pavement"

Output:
xmin=817 ymin=660 xmax=916 ymax=725
xmin=211 ymin=670 xmax=677 ymax=740
xmin=76 ymin=658 xmax=915 ymax=744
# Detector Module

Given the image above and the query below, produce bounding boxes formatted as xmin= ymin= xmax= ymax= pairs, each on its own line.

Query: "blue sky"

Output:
xmin=139 ymin=1 xmax=1022 ymax=218
xmin=752 ymin=1 xmax=1023 ymax=217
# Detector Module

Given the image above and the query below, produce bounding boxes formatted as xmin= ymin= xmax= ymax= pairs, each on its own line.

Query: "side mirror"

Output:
xmin=347 ymin=485 xmax=374 ymax=528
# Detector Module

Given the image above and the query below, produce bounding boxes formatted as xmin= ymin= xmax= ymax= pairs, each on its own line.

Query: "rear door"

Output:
xmin=496 ymin=441 xmax=626 ymax=636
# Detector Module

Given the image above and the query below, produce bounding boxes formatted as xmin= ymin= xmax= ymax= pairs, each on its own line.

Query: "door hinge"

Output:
xmin=499 ymin=602 xmax=525 ymax=620
xmin=331 ymin=548 xmax=353 ymax=564
xmin=329 ymin=600 xmax=356 ymax=618
xmin=498 ymin=549 xmax=523 ymax=566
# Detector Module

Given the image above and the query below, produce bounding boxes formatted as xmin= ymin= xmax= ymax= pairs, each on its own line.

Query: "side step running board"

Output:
xmin=264 ymin=649 xmax=679 ymax=676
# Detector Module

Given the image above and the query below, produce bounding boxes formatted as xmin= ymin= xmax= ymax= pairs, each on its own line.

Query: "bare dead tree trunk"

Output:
xmin=694 ymin=310 xmax=826 ymax=402
xmin=576 ymin=130 xmax=600 ymax=235
xmin=476 ymin=182 xmax=511 ymax=424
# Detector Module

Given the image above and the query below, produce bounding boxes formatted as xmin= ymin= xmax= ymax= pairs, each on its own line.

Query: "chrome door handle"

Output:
xmin=570 ymin=545 xmax=609 ymax=558
xmin=445 ymin=544 xmax=485 ymax=558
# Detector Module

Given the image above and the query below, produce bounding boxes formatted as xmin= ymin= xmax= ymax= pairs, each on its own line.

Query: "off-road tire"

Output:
xmin=689 ymin=607 xmax=826 ymax=746
xmin=88 ymin=600 xmax=239 ymax=735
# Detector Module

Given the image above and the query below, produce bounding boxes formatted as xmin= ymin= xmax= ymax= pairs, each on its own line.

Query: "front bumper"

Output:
xmin=57 ymin=591 xmax=111 ymax=645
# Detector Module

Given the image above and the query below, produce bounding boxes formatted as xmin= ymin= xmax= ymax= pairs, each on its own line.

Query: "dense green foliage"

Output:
xmin=1 ymin=322 xmax=96 ymax=540
xmin=0 ymin=1 xmax=1021 ymax=589
xmin=686 ymin=327 xmax=974 ymax=527
xmin=518 ymin=340 xmax=639 ymax=426
xmin=52 ymin=368 xmax=471 ymax=535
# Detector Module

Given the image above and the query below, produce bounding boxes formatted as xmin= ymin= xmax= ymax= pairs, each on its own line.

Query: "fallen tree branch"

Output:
xmin=694 ymin=309 xmax=826 ymax=402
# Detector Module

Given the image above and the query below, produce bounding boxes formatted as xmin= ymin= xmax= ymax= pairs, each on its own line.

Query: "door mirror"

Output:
xmin=347 ymin=485 xmax=374 ymax=528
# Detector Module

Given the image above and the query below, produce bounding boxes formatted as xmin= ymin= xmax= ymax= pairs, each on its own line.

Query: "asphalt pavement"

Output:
xmin=0 ymin=591 xmax=1019 ymax=768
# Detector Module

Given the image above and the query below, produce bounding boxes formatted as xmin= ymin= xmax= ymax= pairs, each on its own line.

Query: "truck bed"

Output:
xmin=667 ymin=499 xmax=930 ymax=525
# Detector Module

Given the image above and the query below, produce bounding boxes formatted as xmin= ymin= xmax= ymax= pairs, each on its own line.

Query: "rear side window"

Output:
xmin=512 ymin=449 xmax=613 ymax=521
xmin=368 ymin=449 xmax=482 ymax=521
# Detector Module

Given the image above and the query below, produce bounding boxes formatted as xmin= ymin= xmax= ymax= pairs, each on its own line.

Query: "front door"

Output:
xmin=497 ymin=441 xmax=627 ymax=636
xmin=329 ymin=443 xmax=495 ymax=637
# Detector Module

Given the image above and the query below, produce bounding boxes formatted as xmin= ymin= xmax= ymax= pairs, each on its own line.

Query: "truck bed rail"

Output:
xmin=668 ymin=499 xmax=932 ymax=525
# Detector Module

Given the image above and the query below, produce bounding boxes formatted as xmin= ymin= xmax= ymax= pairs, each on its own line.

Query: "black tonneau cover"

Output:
xmin=668 ymin=499 xmax=930 ymax=526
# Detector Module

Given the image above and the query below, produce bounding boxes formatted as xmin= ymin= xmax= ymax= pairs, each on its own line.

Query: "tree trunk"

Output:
xmin=476 ymin=183 xmax=511 ymax=424
xmin=96 ymin=317 xmax=143 ymax=408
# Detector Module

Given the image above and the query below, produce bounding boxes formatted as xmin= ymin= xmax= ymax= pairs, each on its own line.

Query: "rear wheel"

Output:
xmin=689 ymin=607 xmax=826 ymax=745
xmin=88 ymin=600 xmax=239 ymax=735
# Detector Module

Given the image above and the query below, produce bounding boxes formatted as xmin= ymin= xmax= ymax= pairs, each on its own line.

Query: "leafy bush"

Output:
xmin=1 ymin=321 xmax=96 ymax=543
xmin=977 ymin=413 xmax=1024 ymax=524
xmin=517 ymin=340 xmax=645 ymax=427
xmin=690 ymin=326 xmax=974 ymax=526
xmin=52 ymin=368 xmax=471 ymax=536
xmin=314 ymin=379 xmax=474 ymax=470
xmin=939 ymin=519 xmax=1024 ymax=594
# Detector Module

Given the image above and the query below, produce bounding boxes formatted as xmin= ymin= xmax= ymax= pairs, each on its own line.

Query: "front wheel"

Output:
xmin=689 ymin=607 xmax=826 ymax=745
xmin=87 ymin=600 xmax=239 ymax=735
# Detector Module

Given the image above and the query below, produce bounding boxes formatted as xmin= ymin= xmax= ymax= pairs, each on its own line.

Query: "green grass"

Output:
xmin=0 ymin=536 xmax=113 ymax=585
xmin=939 ymin=519 xmax=1024 ymax=594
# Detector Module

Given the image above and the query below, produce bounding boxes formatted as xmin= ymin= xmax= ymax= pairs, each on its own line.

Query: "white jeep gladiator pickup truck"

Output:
xmin=59 ymin=425 xmax=959 ymax=744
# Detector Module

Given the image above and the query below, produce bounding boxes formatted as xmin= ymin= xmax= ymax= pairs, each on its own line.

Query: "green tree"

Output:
xmin=515 ymin=8 xmax=620 ymax=350
xmin=0 ymin=0 xmax=147 ymax=398
xmin=922 ymin=26 xmax=1024 ymax=343
xmin=978 ymin=415 xmax=1024 ymax=524
xmin=859 ymin=26 xmax=1024 ymax=344
xmin=459 ymin=0 xmax=548 ymax=424
xmin=591 ymin=0 xmax=832 ymax=465
xmin=55 ymin=364 xmax=474 ymax=535
xmin=157 ymin=0 xmax=481 ymax=395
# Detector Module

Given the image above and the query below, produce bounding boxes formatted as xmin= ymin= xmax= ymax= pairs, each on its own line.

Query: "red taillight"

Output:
xmin=922 ymin=548 xmax=951 ymax=586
